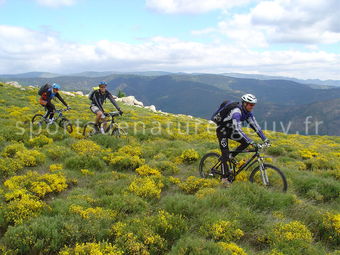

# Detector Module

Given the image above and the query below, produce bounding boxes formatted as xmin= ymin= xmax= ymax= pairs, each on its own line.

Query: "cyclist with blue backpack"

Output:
xmin=38 ymin=83 xmax=70 ymax=123
xmin=211 ymin=94 xmax=270 ymax=182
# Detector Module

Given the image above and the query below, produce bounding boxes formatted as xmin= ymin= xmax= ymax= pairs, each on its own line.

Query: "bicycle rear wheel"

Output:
xmin=249 ymin=164 xmax=287 ymax=192
xmin=199 ymin=152 xmax=222 ymax=179
xmin=83 ymin=122 xmax=98 ymax=137
xmin=32 ymin=114 xmax=46 ymax=128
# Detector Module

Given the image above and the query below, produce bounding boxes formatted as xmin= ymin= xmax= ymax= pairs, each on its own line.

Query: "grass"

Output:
xmin=0 ymin=82 xmax=339 ymax=254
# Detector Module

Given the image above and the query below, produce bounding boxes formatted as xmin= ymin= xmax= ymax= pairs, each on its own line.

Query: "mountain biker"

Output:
xmin=88 ymin=81 xmax=123 ymax=133
xmin=39 ymin=83 xmax=70 ymax=123
xmin=216 ymin=93 xmax=270 ymax=182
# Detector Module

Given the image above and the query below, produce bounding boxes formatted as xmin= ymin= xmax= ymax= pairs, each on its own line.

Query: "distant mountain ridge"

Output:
xmin=1 ymin=72 xmax=339 ymax=135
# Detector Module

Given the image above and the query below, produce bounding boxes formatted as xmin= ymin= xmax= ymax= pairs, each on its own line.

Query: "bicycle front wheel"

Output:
xmin=32 ymin=114 xmax=46 ymax=128
xmin=111 ymin=127 xmax=127 ymax=137
xmin=83 ymin=122 xmax=98 ymax=137
xmin=249 ymin=164 xmax=287 ymax=192
xmin=199 ymin=152 xmax=222 ymax=179
xmin=59 ymin=118 xmax=73 ymax=133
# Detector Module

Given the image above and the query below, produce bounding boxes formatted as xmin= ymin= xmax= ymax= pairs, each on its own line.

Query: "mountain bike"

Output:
xmin=199 ymin=143 xmax=287 ymax=192
xmin=31 ymin=108 xmax=73 ymax=133
xmin=83 ymin=111 xmax=126 ymax=137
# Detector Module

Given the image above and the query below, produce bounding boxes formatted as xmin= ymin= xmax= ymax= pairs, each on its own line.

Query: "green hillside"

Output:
xmin=0 ymin=82 xmax=339 ymax=255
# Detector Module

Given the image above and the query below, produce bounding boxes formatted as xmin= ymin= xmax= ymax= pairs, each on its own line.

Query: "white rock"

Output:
xmin=134 ymin=99 xmax=144 ymax=107
xmin=61 ymin=91 xmax=75 ymax=97
xmin=6 ymin=81 xmax=21 ymax=88
xmin=74 ymin=91 xmax=84 ymax=96
xmin=145 ymin=105 xmax=157 ymax=112
xmin=20 ymin=88 xmax=26 ymax=91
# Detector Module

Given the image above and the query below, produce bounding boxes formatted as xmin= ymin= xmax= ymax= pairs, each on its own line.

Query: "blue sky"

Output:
xmin=1 ymin=0 xmax=340 ymax=79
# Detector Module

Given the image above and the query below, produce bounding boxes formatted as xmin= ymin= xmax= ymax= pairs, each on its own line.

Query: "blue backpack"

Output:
xmin=211 ymin=101 xmax=239 ymax=125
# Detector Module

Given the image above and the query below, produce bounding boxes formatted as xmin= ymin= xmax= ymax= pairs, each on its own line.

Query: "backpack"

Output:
xmin=38 ymin=83 xmax=51 ymax=96
xmin=211 ymin=100 xmax=240 ymax=125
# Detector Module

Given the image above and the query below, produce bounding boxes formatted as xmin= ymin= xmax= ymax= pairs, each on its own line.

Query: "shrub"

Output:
xmin=104 ymin=154 xmax=144 ymax=171
xmin=180 ymin=149 xmax=200 ymax=163
xmin=45 ymin=145 xmax=73 ymax=160
xmin=15 ymin=149 xmax=45 ymax=167
xmin=80 ymin=169 xmax=94 ymax=176
xmin=128 ymin=176 xmax=164 ymax=199
xmin=27 ymin=134 xmax=53 ymax=147
xmin=0 ymin=157 xmax=24 ymax=176
xmin=153 ymin=160 xmax=179 ymax=175
xmin=69 ymin=205 xmax=117 ymax=220
xmin=322 ymin=212 xmax=340 ymax=245
xmin=203 ymin=220 xmax=244 ymax=242
xmin=71 ymin=139 xmax=102 ymax=156
xmin=178 ymin=176 xmax=219 ymax=194
xmin=49 ymin=164 xmax=63 ymax=172
xmin=218 ymin=242 xmax=248 ymax=255
xmin=59 ymin=242 xmax=124 ymax=255
xmin=1 ymin=142 xmax=26 ymax=157
xmin=65 ymin=155 xmax=106 ymax=171
xmin=3 ymin=194 xmax=45 ymax=224
xmin=272 ymin=221 xmax=313 ymax=243
xmin=136 ymin=165 xmax=162 ymax=177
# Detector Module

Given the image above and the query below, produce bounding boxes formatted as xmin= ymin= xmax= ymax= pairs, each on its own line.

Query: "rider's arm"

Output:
xmin=231 ymin=109 xmax=253 ymax=144
xmin=246 ymin=113 xmax=267 ymax=141
xmin=55 ymin=93 xmax=68 ymax=107
xmin=107 ymin=92 xmax=122 ymax=112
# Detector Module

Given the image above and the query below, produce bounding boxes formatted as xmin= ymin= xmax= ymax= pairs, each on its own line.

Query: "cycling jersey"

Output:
xmin=40 ymin=88 xmax=68 ymax=107
xmin=217 ymin=102 xmax=266 ymax=143
xmin=88 ymin=89 xmax=121 ymax=113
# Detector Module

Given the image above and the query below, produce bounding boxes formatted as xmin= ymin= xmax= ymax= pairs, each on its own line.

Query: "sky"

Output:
xmin=1 ymin=0 xmax=340 ymax=80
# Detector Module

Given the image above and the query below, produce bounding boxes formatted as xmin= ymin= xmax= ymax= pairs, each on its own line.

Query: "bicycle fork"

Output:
xmin=258 ymin=158 xmax=269 ymax=186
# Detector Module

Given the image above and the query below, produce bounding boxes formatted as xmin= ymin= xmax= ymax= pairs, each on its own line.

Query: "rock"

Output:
xmin=116 ymin=96 xmax=144 ymax=107
xmin=6 ymin=81 xmax=21 ymax=88
xmin=61 ymin=91 xmax=75 ymax=97
xmin=74 ymin=91 xmax=84 ymax=96
xmin=20 ymin=88 xmax=26 ymax=91
xmin=145 ymin=105 xmax=157 ymax=112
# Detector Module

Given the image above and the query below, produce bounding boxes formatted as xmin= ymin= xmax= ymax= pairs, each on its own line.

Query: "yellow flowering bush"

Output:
xmin=205 ymin=220 xmax=244 ymax=242
xmin=128 ymin=176 xmax=164 ymax=199
xmin=15 ymin=149 xmax=45 ymax=167
xmin=272 ymin=221 xmax=313 ymax=243
xmin=1 ymin=142 xmax=26 ymax=157
xmin=0 ymin=157 xmax=24 ymax=175
xmin=59 ymin=242 xmax=123 ymax=255
xmin=49 ymin=164 xmax=63 ymax=172
xmin=4 ymin=193 xmax=45 ymax=224
xmin=80 ymin=169 xmax=94 ymax=176
xmin=180 ymin=149 xmax=200 ymax=163
xmin=298 ymin=149 xmax=319 ymax=160
xmin=104 ymin=154 xmax=145 ymax=171
xmin=71 ymin=139 xmax=102 ymax=156
xmin=69 ymin=205 xmax=117 ymax=219
xmin=218 ymin=242 xmax=248 ymax=255
xmin=27 ymin=134 xmax=53 ymax=147
xmin=136 ymin=165 xmax=162 ymax=177
xmin=117 ymin=145 xmax=142 ymax=157
xmin=323 ymin=212 xmax=340 ymax=243
xmin=178 ymin=176 xmax=219 ymax=194
xmin=168 ymin=176 xmax=181 ymax=185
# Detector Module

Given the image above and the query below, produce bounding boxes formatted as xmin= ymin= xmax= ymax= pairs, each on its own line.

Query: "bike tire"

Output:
xmin=83 ymin=122 xmax=98 ymax=137
xmin=111 ymin=127 xmax=127 ymax=137
xmin=199 ymin=152 xmax=222 ymax=179
xmin=31 ymin=114 xmax=46 ymax=128
xmin=249 ymin=164 xmax=287 ymax=192
xmin=59 ymin=118 xmax=73 ymax=133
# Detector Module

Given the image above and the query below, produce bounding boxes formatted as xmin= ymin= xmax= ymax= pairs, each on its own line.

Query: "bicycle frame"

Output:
xmin=211 ymin=148 xmax=264 ymax=179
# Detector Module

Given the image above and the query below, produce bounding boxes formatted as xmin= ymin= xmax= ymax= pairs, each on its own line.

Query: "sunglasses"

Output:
xmin=99 ymin=86 xmax=106 ymax=89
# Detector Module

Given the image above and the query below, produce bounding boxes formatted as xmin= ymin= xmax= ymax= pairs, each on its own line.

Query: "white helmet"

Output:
xmin=241 ymin=94 xmax=257 ymax=104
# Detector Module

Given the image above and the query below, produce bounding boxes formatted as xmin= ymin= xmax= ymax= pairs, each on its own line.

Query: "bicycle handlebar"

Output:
xmin=104 ymin=111 xmax=121 ymax=117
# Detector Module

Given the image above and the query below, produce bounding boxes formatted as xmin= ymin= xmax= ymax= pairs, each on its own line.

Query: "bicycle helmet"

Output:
xmin=52 ymin=83 xmax=61 ymax=89
xmin=241 ymin=94 xmax=257 ymax=104
xmin=99 ymin=81 xmax=107 ymax=87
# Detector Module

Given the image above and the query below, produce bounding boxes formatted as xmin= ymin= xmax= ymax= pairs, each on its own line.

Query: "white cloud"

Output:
xmin=1 ymin=25 xmax=340 ymax=79
xmin=193 ymin=0 xmax=340 ymax=47
xmin=145 ymin=0 xmax=258 ymax=14
xmin=0 ymin=0 xmax=6 ymax=5
xmin=34 ymin=0 xmax=77 ymax=7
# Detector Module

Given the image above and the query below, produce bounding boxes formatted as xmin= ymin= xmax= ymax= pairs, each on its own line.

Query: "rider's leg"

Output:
xmin=216 ymin=128 xmax=230 ymax=178
xmin=45 ymin=102 xmax=55 ymax=120
xmin=229 ymin=134 xmax=249 ymax=159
